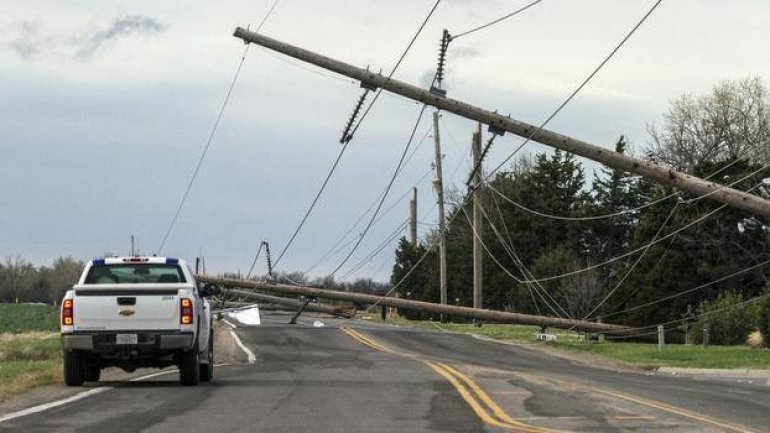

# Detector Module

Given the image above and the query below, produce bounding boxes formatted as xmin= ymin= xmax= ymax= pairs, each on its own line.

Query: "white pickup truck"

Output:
xmin=60 ymin=257 xmax=220 ymax=386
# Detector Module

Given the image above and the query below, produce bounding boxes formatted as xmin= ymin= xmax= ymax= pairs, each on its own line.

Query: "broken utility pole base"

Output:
xmin=232 ymin=26 xmax=770 ymax=219
xmin=198 ymin=275 xmax=635 ymax=336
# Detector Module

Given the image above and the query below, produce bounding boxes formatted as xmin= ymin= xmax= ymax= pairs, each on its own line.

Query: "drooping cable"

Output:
xmin=328 ymin=104 xmax=429 ymax=276
xmin=484 ymin=0 xmax=665 ymax=183
xmin=157 ymin=0 xmax=281 ymax=254
xmin=451 ymin=0 xmax=545 ymax=40
xmin=271 ymin=0 xmax=442 ymax=269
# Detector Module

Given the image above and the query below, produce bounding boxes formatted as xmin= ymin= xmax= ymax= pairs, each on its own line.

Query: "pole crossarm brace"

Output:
xmin=199 ymin=275 xmax=634 ymax=335
xmin=233 ymin=27 xmax=770 ymax=219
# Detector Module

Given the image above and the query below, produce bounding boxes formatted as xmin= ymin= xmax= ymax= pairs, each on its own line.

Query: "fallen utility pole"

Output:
xmin=221 ymin=288 xmax=356 ymax=318
xmin=198 ymin=275 xmax=634 ymax=335
xmin=232 ymin=27 xmax=770 ymax=219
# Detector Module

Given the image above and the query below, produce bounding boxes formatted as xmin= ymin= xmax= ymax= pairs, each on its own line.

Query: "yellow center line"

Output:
xmin=340 ymin=327 xmax=560 ymax=433
xmin=437 ymin=362 xmax=561 ymax=433
xmin=425 ymin=361 xmax=546 ymax=433
xmin=550 ymin=378 xmax=756 ymax=433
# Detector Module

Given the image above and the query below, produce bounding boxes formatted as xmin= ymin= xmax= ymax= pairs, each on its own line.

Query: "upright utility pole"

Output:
xmin=130 ymin=235 xmax=135 ymax=256
xmin=471 ymin=125 xmax=483 ymax=312
xmin=409 ymin=187 xmax=418 ymax=245
xmin=232 ymin=28 xmax=770 ymax=219
xmin=433 ymin=111 xmax=448 ymax=309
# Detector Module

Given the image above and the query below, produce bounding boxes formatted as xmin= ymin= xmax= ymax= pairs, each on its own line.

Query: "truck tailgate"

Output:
xmin=72 ymin=285 xmax=181 ymax=331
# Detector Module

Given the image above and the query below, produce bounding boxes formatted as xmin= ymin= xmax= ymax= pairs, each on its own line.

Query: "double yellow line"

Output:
xmin=341 ymin=327 xmax=393 ymax=353
xmin=425 ymin=360 xmax=559 ymax=432
xmin=341 ymin=327 xmax=558 ymax=432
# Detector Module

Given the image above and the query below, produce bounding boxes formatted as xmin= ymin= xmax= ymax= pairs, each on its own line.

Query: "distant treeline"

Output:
xmin=0 ymin=257 xmax=83 ymax=304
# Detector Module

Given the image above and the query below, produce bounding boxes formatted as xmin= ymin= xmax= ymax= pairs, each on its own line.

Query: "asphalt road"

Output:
xmin=1 ymin=311 xmax=768 ymax=432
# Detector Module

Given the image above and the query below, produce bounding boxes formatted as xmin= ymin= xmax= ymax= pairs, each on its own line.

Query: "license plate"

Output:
xmin=116 ymin=334 xmax=138 ymax=345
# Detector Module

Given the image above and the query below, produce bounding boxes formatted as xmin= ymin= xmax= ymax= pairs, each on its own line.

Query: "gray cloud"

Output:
xmin=3 ymin=15 xmax=166 ymax=61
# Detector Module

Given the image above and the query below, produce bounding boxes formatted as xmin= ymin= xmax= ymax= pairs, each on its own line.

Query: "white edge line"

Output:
xmin=0 ymin=364 xmax=232 ymax=424
xmin=0 ymin=321 xmax=253 ymax=425
xmin=221 ymin=317 xmax=256 ymax=364
xmin=227 ymin=328 xmax=256 ymax=365
xmin=0 ymin=386 xmax=113 ymax=424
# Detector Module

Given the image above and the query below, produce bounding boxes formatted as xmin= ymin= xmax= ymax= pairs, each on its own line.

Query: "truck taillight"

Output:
xmin=180 ymin=298 xmax=193 ymax=325
xmin=62 ymin=299 xmax=74 ymax=326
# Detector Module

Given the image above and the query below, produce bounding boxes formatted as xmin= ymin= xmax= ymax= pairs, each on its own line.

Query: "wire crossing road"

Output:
xmin=2 ymin=312 xmax=767 ymax=432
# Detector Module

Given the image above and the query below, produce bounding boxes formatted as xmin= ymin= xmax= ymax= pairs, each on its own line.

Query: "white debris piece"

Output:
xmin=227 ymin=306 xmax=261 ymax=325
xmin=536 ymin=333 xmax=557 ymax=342
xmin=313 ymin=321 xmax=325 ymax=328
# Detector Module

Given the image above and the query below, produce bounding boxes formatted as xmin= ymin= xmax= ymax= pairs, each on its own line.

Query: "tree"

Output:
xmin=587 ymin=136 xmax=644 ymax=266
xmin=648 ymin=77 xmax=770 ymax=171
xmin=696 ymin=290 xmax=755 ymax=345
xmin=391 ymin=238 xmax=436 ymax=318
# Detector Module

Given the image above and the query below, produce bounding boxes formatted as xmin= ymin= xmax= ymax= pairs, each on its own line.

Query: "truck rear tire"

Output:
xmin=200 ymin=335 xmax=214 ymax=382
xmin=63 ymin=350 xmax=85 ymax=386
xmin=179 ymin=344 xmax=200 ymax=386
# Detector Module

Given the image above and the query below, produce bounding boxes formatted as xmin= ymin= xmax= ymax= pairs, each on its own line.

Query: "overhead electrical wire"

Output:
xmin=602 ymin=258 xmax=770 ymax=320
xmin=303 ymin=125 xmax=432 ymax=274
xmin=356 ymin=0 xmax=673 ymax=311
xmin=269 ymin=0 xmax=442 ymax=270
xmin=575 ymin=202 xmax=680 ymax=324
xmin=157 ymin=0 xmax=281 ymax=254
xmin=483 ymin=0 xmax=665 ymax=184
xmin=630 ymin=289 xmax=770 ymax=333
xmin=462 ymin=205 xmax=571 ymax=318
xmin=345 ymin=0 xmax=443 ymax=142
xmin=306 ymin=165 xmax=433 ymax=274
xmin=339 ymin=220 xmax=409 ymax=281
xmin=340 ymin=199 xmax=439 ymax=282
xmin=485 ymin=151 xmax=762 ymax=222
xmin=487 ymin=190 xmax=568 ymax=317
xmin=328 ymin=104 xmax=430 ymax=276
xmin=451 ymin=0 xmax=545 ymax=39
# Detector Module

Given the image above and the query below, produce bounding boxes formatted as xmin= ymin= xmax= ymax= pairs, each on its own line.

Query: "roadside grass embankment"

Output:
xmin=0 ymin=304 xmax=61 ymax=401
xmin=372 ymin=316 xmax=770 ymax=370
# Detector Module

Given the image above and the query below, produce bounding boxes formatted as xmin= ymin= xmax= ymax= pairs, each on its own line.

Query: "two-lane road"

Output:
xmin=1 ymin=311 xmax=767 ymax=432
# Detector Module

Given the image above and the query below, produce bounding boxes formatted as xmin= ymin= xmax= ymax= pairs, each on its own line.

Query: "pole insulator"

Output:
xmin=434 ymin=29 xmax=452 ymax=88
xmin=340 ymin=89 xmax=370 ymax=143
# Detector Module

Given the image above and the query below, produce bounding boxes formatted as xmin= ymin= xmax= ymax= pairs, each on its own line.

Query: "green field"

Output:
xmin=0 ymin=303 xmax=60 ymax=334
xmin=374 ymin=316 xmax=770 ymax=370
xmin=0 ymin=304 xmax=62 ymax=400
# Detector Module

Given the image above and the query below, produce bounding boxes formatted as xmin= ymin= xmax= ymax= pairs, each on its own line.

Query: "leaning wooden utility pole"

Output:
xmin=409 ymin=187 xmax=417 ymax=245
xmin=433 ymin=111 xmax=448 ymax=310
xmin=471 ymin=124 xmax=483 ymax=312
xmin=232 ymin=27 xmax=770 ymax=219
xmin=198 ymin=275 xmax=635 ymax=335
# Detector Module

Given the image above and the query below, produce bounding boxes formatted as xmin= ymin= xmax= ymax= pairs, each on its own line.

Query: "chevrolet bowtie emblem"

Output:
xmin=118 ymin=308 xmax=135 ymax=317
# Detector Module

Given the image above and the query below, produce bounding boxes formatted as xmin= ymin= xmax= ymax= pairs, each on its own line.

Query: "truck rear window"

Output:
xmin=85 ymin=264 xmax=187 ymax=284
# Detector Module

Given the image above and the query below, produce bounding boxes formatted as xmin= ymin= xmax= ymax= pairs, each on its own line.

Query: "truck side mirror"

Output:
xmin=200 ymin=284 xmax=222 ymax=298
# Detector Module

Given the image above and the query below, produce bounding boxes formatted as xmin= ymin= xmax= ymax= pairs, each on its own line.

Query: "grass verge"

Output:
xmin=0 ymin=332 xmax=61 ymax=401
xmin=0 ymin=303 xmax=59 ymax=334
xmin=370 ymin=316 xmax=770 ymax=370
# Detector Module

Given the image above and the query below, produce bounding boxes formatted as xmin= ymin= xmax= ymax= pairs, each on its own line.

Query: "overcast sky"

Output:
xmin=2 ymin=0 xmax=769 ymax=281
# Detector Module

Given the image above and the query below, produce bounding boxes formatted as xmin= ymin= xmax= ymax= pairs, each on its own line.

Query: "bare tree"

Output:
xmin=647 ymin=77 xmax=770 ymax=171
